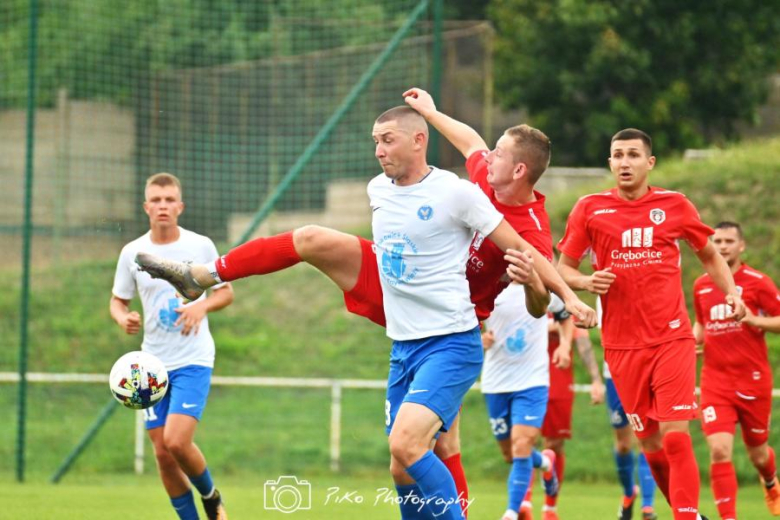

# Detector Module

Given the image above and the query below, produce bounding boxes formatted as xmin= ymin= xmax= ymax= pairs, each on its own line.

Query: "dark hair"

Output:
xmin=611 ymin=128 xmax=652 ymax=155
xmin=504 ymin=124 xmax=551 ymax=184
xmin=714 ymin=221 xmax=743 ymax=239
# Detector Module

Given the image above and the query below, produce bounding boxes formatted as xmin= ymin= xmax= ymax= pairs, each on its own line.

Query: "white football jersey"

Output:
xmin=481 ymin=283 xmax=549 ymax=393
xmin=368 ymin=167 xmax=503 ymax=340
xmin=112 ymin=227 xmax=225 ymax=370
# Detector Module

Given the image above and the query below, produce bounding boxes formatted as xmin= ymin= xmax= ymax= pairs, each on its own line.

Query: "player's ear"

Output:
xmin=647 ymin=155 xmax=656 ymax=169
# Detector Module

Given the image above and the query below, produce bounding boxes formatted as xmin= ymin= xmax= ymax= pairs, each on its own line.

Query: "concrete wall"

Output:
xmin=0 ymin=95 xmax=136 ymax=229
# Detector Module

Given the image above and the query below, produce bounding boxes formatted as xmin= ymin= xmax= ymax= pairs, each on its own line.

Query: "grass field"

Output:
xmin=1 ymin=474 xmax=771 ymax=519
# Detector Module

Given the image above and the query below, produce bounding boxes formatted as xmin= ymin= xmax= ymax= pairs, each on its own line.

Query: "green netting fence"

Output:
xmin=1 ymin=0 xmax=496 ymax=481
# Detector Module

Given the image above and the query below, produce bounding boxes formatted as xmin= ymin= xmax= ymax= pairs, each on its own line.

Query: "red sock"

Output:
xmin=663 ymin=431 xmax=700 ymax=520
xmin=545 ymin=451 xmax=564 ymax=507
xmin=215 ymin=231 xmax=301 ymax=281
xmin=644 ymin=447 xmax=671 ymax=504
xmin=710 ymin=461 xmax=737 ymax=519
xmin=524 ymin=469 xmax=534 ymax=503
xmin=757 ymin=446 xmax=777 ymax=483
xmin=442 ymin=453 xmax=469 ymax=517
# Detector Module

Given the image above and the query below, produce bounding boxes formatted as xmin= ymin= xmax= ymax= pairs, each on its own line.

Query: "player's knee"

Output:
xmin=293 ymin=225 xmax=332 ymax=259
xmin=388 ymin=434 xmax=423 ymax=467
xmin=153 ymin=446 xmax=178 ymax=470
xmin=433 ymin=435 xmax=460 ymax=459
xmin=162 ymin=434 xmax=191 ymax=460
xmin=511 ymin=433 xmax=535 ymax=458
xmin=747 ymin=445 xmax=769 ymax=467
xmin=709 ymin=443 xmax=732 ymax=463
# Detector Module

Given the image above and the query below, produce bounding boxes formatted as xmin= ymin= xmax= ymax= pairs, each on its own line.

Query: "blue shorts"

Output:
xmin=385 ymin=327 xmax=483 ymax=435
xmin=606 ymin=378 xmax=629 ymax=429
xmin=143 ymin=365 xmax=213 ymax=430
xmin=484 ymin=386 xmax=549 ymax=440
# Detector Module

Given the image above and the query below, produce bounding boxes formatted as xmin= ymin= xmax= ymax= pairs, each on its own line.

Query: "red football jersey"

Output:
xmin=466 ymin=150 xmax=554 ymax=321
xmin=694 ymin=264 xmax=780 ymax=392
xmin=547 ymin=320 xmax=574 ymax=400
xmin=558 ymin=186 xmax=713 ymax=349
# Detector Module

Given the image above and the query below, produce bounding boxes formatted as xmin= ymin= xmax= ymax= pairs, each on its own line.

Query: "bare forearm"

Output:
xmin=203 ymin=285 xmax=234 ymax=313
xmin=575 ymin=336 xmax=602 ymax=382
xmin=556 ymin=262 xmax=592 ymax=292
xmin=747 ymin=315 xmax=780 ymax=334
xmin=109 ymin=297 xmax=130 ymax=325
xmin=423 ymin=111 xmax=487 ymax=159
xmin=523 ymin=271 xmax=550 ymax=319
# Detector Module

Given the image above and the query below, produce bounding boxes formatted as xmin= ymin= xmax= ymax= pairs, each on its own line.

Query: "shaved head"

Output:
xmin=375 ymin=106 xmax=429 ymax=137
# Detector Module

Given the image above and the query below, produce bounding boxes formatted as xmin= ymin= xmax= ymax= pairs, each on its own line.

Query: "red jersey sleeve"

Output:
xmin=557 ymin=198 xmax=591 ymax=261
xmin=757 ymin=276 xmax=780 ymax=317
xmin=679 ymin=197 xmax=713 ymax=251
xmin=465 ymin=150 xmax=490 ymax=187
xmin=692 ymin=277 xmax=706 ymax=324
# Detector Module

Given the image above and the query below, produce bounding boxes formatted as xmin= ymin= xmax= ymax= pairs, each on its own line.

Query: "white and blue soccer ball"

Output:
xmin=109 ymin=351 xmax=169 ymax=410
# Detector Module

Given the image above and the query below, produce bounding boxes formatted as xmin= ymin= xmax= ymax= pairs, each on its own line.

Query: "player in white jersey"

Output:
xmin=110 ymin=173 xmax=234 ymax=520
xmin=481 ymin=285 xmax=568 ymax=520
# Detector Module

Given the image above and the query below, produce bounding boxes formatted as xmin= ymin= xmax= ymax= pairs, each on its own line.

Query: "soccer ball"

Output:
xmin=109 ymin=351 xmax=169 ymax=410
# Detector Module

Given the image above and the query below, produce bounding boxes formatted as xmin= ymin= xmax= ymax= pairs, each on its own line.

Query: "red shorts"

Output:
xmin=542 ymin=397 xmax=573 ymax=439
xmin=700 ymin=384 xmax=773 ymax=447
xmin=342 ymin=237 xmax=386 ymax=327
xmin=605 ymin=338 xmax=698 ymax=439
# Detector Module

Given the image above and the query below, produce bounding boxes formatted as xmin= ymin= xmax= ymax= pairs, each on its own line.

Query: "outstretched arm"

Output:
xmin=504 ymin=249 xmax=550 ymax=318
xmin=695 ymin=242 xmax=746 ymax=320
xmin=403 ymin=87 xmax=488 ymax=159
xmin=488 ymin=220 xmax=597 ymax=327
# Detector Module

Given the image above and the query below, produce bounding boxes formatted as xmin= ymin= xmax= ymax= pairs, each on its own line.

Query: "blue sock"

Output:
xmin=395 ymin=484 xmax=436 ymax=519
xmin=614 ymin=450 xmax=636 ymax=498
xmin=170 ymin=489 xmax=199 ymax=520
xmin=637 ymin=452 xmax=656 ymax=508
xmin=508 ymin=457 xmax=533 ymax=512
xmin=405 ymin=451 xmax=463 ymax=520
xmin=189 ymin=467 xmax=215 ymax=497
xmin=531 ymin=449 xmax=544 ymax=468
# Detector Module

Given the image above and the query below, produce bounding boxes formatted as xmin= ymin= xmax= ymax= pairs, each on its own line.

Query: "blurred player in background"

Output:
xmin=557 ymin=128 xmax=745 ymax=520
xmin=480 ymin=284 xmax=566 ymax=520
xmin=522 ymin=302 xmax=605 ymax=520
xmin=693 ymin=221 xmax=780 ymax=519
xmin=110 ymin=173 xmax=234 ymax=520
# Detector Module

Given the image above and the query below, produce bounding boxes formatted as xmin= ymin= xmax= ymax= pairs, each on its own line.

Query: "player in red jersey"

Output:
xmin=137 ymin=90 xmax=597 ymax=518
xmin=556 ymin=128 xmax=745 ymax=520
xmin=693 ymin=221 xmax=780 ymax=519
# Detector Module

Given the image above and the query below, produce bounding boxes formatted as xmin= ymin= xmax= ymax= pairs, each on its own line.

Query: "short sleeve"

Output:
xmin=692 ymin=279 xmax=706 ymax=324
xmin=450 ymin=179 xmax=503 ymax=236
xmin=557 ymin=199 xmax=591 ymax=260
xmin=465 ymin=150 xmax=490 ymax=186
xmin=757 ymin=276 xmax=780 ymax=317
xmin=679 ymin=198 xmax=713 ymax=251
xmin=112 ymin=246 xmax=136 ymax=300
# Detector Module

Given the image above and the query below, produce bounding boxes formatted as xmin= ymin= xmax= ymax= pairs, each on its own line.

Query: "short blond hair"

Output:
xmin=145 ymin=172 xmax=182 ymax=196
xmin=504 ymin=125 xmax=551 ymax=184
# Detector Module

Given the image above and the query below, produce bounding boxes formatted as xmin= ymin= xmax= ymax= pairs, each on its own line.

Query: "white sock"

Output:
xmin=204 ymin=261 xmax=222 ymax=284
xmin=501 ymin=510 xmax=518 ymax=520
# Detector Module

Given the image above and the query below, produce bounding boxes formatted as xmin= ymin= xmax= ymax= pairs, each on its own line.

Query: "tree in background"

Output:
xmin=489 ymin=0 xmax=780 ymax=165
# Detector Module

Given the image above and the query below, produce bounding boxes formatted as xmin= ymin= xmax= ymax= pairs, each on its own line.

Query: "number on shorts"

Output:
xmin=490 ymin=418 xmax=509 ymax=436
xmin=626 ymin=413 xmax=645 ymax=432
xmin=385 ymin=400 xmax=392 ymax=426
xmin=143 ymin=407 xmax=158 ymax=422
xmin=702 ymin=406 xmax=717 ymax=424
